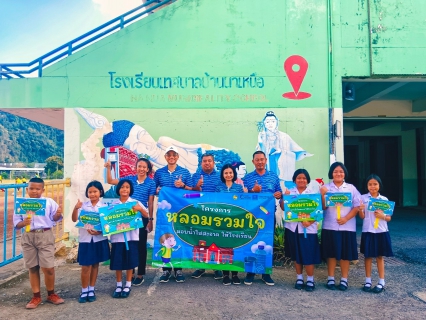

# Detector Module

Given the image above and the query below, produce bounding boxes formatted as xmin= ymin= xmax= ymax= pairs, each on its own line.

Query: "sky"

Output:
xmin=0 ymin=0 xmax=144 ymax=62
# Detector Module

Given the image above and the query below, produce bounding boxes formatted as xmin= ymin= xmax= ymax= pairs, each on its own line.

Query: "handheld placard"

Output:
xmin=367 ymin=199 xmax=395 ymax=229
xmin=25 ymin=213 xmax=32 ymax=232
xmin=123 ymin=232 xmax=129 ymax=250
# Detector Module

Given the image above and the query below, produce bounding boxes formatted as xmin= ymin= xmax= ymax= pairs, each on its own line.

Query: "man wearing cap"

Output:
xmin=190 ymin=154 xmax=223 ymax=281
xmin=242 ymin=150 xmax=282 ymax=286
xmin=154 ymin=146 xmax=193 ymax=283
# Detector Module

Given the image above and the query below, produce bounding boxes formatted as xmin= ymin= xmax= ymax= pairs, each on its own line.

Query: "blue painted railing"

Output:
xmin=0 ymin=0 xmax=174 ymax=79
xmin=0 ymin=184 xmax=27 ymax=267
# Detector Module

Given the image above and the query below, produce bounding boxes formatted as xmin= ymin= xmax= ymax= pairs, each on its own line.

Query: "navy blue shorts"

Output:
xmin=360 ymin=232 xmax=393 ymax=258
xmin=110 ymin=241 xmax=139 ymax=270
xmin=77 ymin=239 xmax=110 ymax=266
xmin=321 ymin=229 xmax=358 ymax=261
xmin=285 ymin=227 xmax=321 ymax=265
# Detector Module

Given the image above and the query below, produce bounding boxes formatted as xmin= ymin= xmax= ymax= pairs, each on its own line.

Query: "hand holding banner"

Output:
xmin=324 ymin=193 xmax=352 ymax=220
xmin=15 ymin=198 xmax=47 ymax=232
xmin=367 ymin=199 xmax=395 ymax=229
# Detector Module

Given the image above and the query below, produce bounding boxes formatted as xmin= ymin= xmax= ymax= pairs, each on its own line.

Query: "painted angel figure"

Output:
xmin=256 ymin=111 xmax=313 ymax=186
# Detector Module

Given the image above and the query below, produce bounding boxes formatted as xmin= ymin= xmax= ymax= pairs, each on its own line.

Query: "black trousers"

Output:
xmin=134 ymin=217 xmax=148 ymax=276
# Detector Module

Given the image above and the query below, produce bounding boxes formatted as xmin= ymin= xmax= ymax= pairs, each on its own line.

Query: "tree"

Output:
xmin=45 ymin=156 xmax=64 ymax=177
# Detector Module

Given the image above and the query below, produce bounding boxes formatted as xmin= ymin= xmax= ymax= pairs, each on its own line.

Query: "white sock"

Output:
xmin=341 ymin=277 xmax=348 ymax=286
xmin=365 ymin=277 xmax=372 ymax=286
xmin=378 ymin=278 xmax=385 ymax=286
xmin=307 ymin=276 xmax=314 ymax=285
xmin=297 ymin=274 xmax=303 ymax=281
xmin=81 ymin=287 xmax=88 ymax=296
xmin=88 ymin=286 xmax=95 ymax=296
xmin=115 ymin=282 xmax=122 ymax=292
xmin=123 ymin=281 xmax=132 ymax=292
xmin=327 ymin=276 xmax=335 ymax=283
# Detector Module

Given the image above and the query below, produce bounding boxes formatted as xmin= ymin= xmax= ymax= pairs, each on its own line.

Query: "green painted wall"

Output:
xmin=2 ymin=0 xmax=329 ymax=109
xmin=1 ymin=0 xmax=426 ymax=214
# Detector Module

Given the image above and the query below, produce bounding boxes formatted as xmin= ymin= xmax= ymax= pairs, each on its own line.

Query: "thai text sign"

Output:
xmin=324 ymin=193 xmax=353 ymax=207
xmin=283 ymin=194 xmax=323 ymax=222
xmin=98 ymin=201 xmax=142 ymax=236
xmin=152 ymin=187 xmax=275 ymax=274
xmin=15 ymin=198 xmax=46 ymax=216
xmin=367 ymin=199 xmax=395 ymax=216
xmin=75 ymin=211 xmax=102 ymax=231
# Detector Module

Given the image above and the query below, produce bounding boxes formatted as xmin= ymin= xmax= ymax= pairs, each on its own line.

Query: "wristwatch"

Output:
xmin=182 ymin=184 xmax=186 ymax=189
xmin=148 ymin=217 xmax=154 ymax=221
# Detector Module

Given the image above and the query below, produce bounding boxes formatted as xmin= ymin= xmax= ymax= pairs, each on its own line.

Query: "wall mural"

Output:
xmin=67 ymin=107 xmax=320 ymax=236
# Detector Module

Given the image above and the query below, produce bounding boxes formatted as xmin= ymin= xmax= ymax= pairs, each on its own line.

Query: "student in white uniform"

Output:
xmin=359 ymin=174 xmax=393 ymax=294
xmin=282 ymin=169 xmax=321 ymax=292
xmin=320 ymin=162 xmax=361 ymax=291
xmin=72 ymin=180 xmax=110 ymax=303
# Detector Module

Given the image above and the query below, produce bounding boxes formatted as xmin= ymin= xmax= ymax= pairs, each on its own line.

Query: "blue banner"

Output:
xmin=152 ymin=187 xmax=275 ymax=274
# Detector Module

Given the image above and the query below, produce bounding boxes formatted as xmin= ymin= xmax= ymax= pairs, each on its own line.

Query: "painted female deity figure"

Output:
xmin=256 ymin=111 xmax=313 ymax=186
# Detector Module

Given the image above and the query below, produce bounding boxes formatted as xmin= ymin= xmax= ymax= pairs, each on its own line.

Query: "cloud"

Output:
xmin=157 ymin=200 xmax=172 ymax=210
xmin=92 ymin=0 xmax=143 ymax=19
xmin=251 ymin=241 xmax=273 ymax=254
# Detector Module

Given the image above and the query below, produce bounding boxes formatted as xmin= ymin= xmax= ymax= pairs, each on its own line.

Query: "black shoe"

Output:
xmin=175 ymin=270 xmax=185 ymax=283
xmin=78 ymin=292 xmax=88 ymax=303
xmin=362 ymin=283 xmax=372 ymax=292
xmin=121 ymin=286 xmax=131 ymax=298
xmin=214 ymin=270 xmax=224 ymax=280
xmin=326 ymin=280 xmax=336 ymax=290
xmin=232 ymin=275 xmax=241 ymax=285
xmin=261 ymin=274 xmax=275 ymax=286
xmin=222 ymin=276 xmax=231 ymax=286
xmin=112 ymin=285 xmax=122 ymax=298
xmin=191 ymin=269 xmax=205 ymax=279
xmin=159 ymin=271 xmax=171 ymax=283
xmin=294 ymin=279 xmax=304 ymax=290
xmin=132 ymin=276 xmax=144 ymax=286
xmin=244 ymin=273 xmax=255 ymax=285
xmin=305 ymin=281 xmax=315 ymax=292
xmin=87 ymin=291 xmax=96 ymax=302
xmin=372 ymin=284 xmax=385 ymax=294
xmin=338 ymin=280 xmax=348 ymax=291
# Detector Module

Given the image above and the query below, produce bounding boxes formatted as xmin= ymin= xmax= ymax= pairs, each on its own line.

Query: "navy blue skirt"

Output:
xmin=285 ymin=227 xmax=321 ymax=265
xmin=360 ymin=232 xmax=394 ymax=258
xmin=321 ymin=229 xmax=358 ymax=261
xmin=77 ymin=239 xmax=110 ymax=266
xmin=110 ymin=241 xmax=139 ymax=270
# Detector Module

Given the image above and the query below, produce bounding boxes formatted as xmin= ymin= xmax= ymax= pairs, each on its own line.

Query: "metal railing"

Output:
xmin=0 ymin=179 xmax=71 ymax=267
xmin=0 ymin=0 xmax=174 ymax=79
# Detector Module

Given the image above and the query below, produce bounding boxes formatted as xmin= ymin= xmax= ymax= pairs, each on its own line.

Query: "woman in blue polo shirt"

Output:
xmin=215 ymin=164 xmax=247 ymax=285
xmin=105 ymin=158 xmax=156 ymax=286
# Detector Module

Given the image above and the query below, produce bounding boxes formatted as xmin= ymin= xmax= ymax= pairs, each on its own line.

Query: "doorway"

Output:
xmin=344 ymin=136 xmax=401 ymax=205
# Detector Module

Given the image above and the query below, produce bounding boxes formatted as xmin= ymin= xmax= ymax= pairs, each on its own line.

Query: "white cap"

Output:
xmin=165 ymin=146 xmax=179 ymax=154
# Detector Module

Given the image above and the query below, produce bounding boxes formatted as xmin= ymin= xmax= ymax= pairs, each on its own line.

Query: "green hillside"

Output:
xmin=0 ymin=111 xmax=64 ymax=163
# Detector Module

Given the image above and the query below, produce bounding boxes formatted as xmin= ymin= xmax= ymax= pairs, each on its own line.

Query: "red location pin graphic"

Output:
xmin=282 ymin=55 xmax=311 ymax=100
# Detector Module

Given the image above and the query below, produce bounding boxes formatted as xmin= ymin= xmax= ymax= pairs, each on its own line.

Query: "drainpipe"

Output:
xmin=327 ymin=0 xmax=334 ymax=159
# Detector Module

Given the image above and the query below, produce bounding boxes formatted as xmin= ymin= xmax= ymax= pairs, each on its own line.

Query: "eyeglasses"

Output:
xmin=166 ymin=153 xmax=178 ymax=158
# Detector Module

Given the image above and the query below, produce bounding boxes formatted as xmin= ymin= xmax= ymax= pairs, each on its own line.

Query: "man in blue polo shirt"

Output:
xmin=154 ymin=146 xmax=193 ymax=283
xmin=190 ymin=154 xmax=223 ymax=280
xmin=243 ymin=150 xmax=282 ymax=286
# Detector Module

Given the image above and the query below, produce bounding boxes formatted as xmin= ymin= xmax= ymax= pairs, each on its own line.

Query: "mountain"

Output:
xmin=0 ymin=111 xmax=64 ymax=163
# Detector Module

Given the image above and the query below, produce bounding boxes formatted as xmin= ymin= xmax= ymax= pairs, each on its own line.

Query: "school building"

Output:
xmin=1 ymin=0 xmax=425 ymax=237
